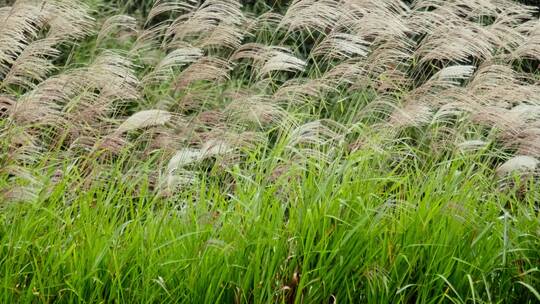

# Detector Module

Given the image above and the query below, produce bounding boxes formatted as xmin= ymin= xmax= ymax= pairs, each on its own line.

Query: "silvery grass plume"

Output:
xmin=0 ymin=1 xmax=93 ymax=86
xmin=310 ymin=32 xmax=370 ymax=61
xmin=514 ymin=19 xmax=540 ymax=60
xmin=384 ymin=65 xmax=475 ymax=129
xmin=131 ymin=1 xmax=198 ymax=56
xmin=1 ymin=38 xmax=60 ymax=90
xmin=96 ymin=14 xmax=138 ymax=47
xmin=178 ymin=87 xmax=221 ymax=112
xmin=252 ymin=11 xmax=283 ymax=31
xmin=495 ymin=155 xmax=539 ymax=196
xmin=284 ymin=119 xmax=348 ymax=165
xmin=279 ymin=0 xmax=345 ymax=33
xmin=145 ymin=0 xmax=199 ymax=27
xmin=174 ymin=56 xmax=232 ymax=90
xmin=467 ymin=64 xmax=540 ymax=107
xmin=99 ymin=109 xmax=179 ymax=156
xmin=7 ymin=50 xmax=140 ymax=137
xmin=165 ymin=0 xmax=246 ymax=50
xmin=224 ymin=94 xmax=290 ymax=127
xmin=414 ymin=22 xmax=497 ymax=64
xmin=456 ymin=139 xmax=490 ymax=152
xmin=0 ymin=165 xmax=43 ymax=203
xmin=43 ymin=0 xmax=94 ymax=40
xmin=0 ymin=3 xmax=44 ymax=77
xmin=231 ymin=43 xmax=306 ymax=78
xmin=0 ymin=0 xmax=97 ymax=133
xmin=114 ymin=110 xmax=173 ymax=135
xmin=322 ymin=59 xmax=368 ymax=86
xmin=272 ymin=78 xmax=338 ymax=104
xmin=341 ymin=0 xmax=410 ymax=44
xmin=409 ymin=0 xmax=536 ymax=67
xmin=162 ymin=129 xmax=266 ymax=196
xmin=163 ymin=139 xmax=232 ymax=193
xmin=51 ymin=52 xmax=140 ymax=153
xmin=197 ymin=23 xmax=246 ymax=50
xmin=142 ymin=46 xmax=203 ymax=84
xmin=496 ymin=155 xmax=539 ymax=178
xmin=464 ymin=64 xmax=540 ymax=158
xmin=0 ymin=0 xmax=95 ymax=202
xmin=85 ymin=51 xmax=140 ymax=101
xmin=357 ymin=37 xmax=414 ymax=93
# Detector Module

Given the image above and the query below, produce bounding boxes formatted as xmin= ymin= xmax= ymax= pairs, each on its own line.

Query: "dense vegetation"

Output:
xmin=0 ymin=0 xmax=539 ymax=303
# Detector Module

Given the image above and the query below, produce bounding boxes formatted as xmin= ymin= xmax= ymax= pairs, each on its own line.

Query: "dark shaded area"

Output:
xmin=519 ymin=0 xmax=540 ymax=6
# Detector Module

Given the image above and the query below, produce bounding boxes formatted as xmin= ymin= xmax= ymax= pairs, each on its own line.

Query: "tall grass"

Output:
xmin=0 ymin=0 xmax=539 ymax=302
xmin=1 ymin=150 xmax=539 ymax=303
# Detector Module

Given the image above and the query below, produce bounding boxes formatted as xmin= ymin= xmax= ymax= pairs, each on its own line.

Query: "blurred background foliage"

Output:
xmin=0 ymin=0 xmax=537 ymax=14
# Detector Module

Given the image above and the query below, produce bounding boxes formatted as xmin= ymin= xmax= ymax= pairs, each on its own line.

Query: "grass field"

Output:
xmin=0 ymin=0 xmax=539 ymax=303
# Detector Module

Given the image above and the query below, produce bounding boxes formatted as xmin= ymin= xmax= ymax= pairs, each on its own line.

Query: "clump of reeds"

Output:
xmin=1 ymin=0 xmax=540 ymax=202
